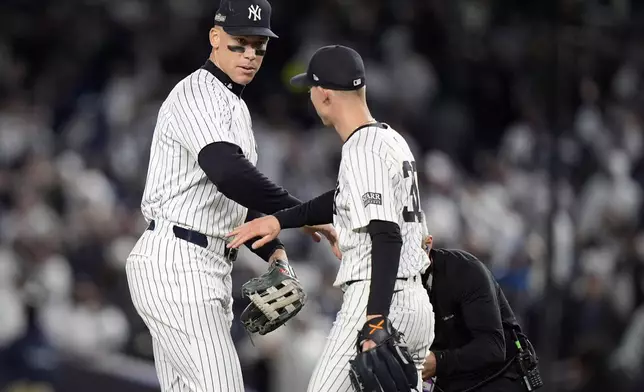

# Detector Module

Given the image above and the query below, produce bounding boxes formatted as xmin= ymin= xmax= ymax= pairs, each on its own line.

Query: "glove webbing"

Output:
xmin=248 ymin=280 xmax=301 ymax=320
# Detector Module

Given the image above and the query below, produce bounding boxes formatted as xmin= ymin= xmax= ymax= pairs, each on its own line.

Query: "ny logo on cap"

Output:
xmin=248 ymin=4 xmax=262 ymax=21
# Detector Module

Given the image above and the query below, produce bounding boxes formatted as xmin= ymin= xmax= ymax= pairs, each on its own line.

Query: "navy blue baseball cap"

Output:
xmin=290 ymin=45 xmax=366 ymax=91
xmin=214 ymin=0 xmax=278 ymax=38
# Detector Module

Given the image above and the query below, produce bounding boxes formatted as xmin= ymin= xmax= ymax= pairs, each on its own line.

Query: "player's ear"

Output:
xmin=210 ymin=27 xmax=221 ymax=49
xmin=322 ymin=88 xmax=332 ymax=104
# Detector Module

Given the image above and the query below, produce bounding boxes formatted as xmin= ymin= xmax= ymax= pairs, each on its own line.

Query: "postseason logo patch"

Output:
xmin=362 ymin=192 xmax=382 ymax=207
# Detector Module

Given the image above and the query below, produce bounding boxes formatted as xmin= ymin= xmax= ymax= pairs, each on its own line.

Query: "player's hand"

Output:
xmin=422 ymin=351 xmax=437 ymax=379
xmin=361 ymin=339 xmax=377 ymax=351
xmin=226 ymin=215 xmax=281 ymax=250
xmin=360 ymin=314 xmax=381 ymax=352
xmin=304 ymin=224 xmax=341 ymax=260
xmin=268 ymin=248 xmax=288 ymax=264
xmin=423 ymin=235 xmax=433 ymax=255
xmin=301 ymin=226 xmax=323 ymax=243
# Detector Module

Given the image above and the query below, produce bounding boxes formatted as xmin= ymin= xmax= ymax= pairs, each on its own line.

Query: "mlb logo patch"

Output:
xmin=362 ymin=192 xmax=382 ymax=207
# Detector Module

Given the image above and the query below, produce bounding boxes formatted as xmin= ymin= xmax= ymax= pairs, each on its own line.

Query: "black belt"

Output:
xmin=344 ymin=275 xmax=419 ymax=287
xmin=147 ymin=220 xmax=238 ymax=261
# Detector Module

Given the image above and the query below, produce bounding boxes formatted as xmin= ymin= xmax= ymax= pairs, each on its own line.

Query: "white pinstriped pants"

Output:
xmin=308 ymin=278 xmax=434 ymax=392
xmin=125 ymin=221 xmax=243 ymax=392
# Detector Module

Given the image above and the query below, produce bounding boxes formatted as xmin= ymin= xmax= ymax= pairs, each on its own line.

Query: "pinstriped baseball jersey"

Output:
xmin=140 ymin=67 xmax=257 ymax=238
xmin=333 ymin=122 xmax=430 ymax=286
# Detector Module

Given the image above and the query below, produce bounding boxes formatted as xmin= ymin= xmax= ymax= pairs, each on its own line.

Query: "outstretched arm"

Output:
xmin=273 ymin=189 xmax=335 ymax=228
xmin=199 ymin=142 xmax=303 ymax=214
xmin=169 ymin=97 xmax=326 ymax=245
xmin=198 ymin=142 xmax=329 ymax=244
xmin=226 ymin=190 xmax=340 ymax=259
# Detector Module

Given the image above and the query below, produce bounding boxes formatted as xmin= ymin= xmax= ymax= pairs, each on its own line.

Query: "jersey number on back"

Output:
xmin=402 ymin=161 xmax=422 ymax=223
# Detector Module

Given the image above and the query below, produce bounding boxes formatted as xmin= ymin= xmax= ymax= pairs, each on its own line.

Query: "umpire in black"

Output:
xmin=421 ymin=236 xmax=541 ymax=392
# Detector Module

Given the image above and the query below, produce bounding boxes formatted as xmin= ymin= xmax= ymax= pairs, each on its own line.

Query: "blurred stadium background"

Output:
xmin=1 ymin=0 xmax=644 ymax=391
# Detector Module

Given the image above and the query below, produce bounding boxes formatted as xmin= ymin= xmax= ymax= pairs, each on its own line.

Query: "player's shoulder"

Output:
xmin=164 ymin=69 xmax=230 ymax=114
xmin=431 ymin=248 xmax=492 ymax=279
xmin=344 ymin=122 xmax=392 ymax=149
xmin=170 ymin=69 xmax=219 ymax=100
xmin=432 ymin=248 xmax=478 ymax=264
xmin=344 ymin=122 xmax=413 ymax=161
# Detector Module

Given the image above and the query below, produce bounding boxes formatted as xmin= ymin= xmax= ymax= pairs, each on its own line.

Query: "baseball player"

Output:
xmin=227 ymin=45 xmax=435 ymax=392
xmin=126 ymin=1 xmax=336 ymax=391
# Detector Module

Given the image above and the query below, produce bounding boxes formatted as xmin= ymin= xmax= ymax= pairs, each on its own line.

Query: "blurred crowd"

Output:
xmin=1 ymin=0 xmax=644 ymax=392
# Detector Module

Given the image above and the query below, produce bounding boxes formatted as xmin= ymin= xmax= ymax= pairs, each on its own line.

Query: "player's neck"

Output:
xmin=334 ymin=104 xmax=375 ymax=142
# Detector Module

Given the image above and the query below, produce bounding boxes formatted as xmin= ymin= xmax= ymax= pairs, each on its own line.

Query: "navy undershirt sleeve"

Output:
xmin=198 ymin=142 xmax=302 ymax=214
xmin=366 ymin=220 xmax=402 ymax=317
xmin=273 ymin=190 xmax=335 ymax=229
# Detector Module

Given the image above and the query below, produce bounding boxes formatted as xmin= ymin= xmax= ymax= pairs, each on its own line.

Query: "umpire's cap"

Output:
xmin=214 ymin=0 xmax=278 ymax=38
xmin=290 ymin=45 xmax=366 ymax=91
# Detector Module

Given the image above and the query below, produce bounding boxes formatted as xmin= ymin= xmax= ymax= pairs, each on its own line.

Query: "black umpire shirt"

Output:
xmin=425 ymin=248 xmax=524 ymax=392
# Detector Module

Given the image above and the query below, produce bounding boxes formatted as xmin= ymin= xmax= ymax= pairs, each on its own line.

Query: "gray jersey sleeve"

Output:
xmin=343 ymin=147 xmax=399 ymax=229
xmin=170 ymin=76 xmax=234 ymax=159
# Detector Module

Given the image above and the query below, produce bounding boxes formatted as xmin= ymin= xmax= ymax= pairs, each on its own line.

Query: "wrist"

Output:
xmin=358 ymin=315 xmax=394 ymax=347
xmin=366 ymin=314 xmax=382 ymax=322
xmin=270 ymin=258 xmax=297 ymax=279
xmin=273 ymin=210 xmax=291 ymax=229
xmin=269 ymin=215 xmax=282 ymax=229
xmin=268 ymin=247 xmax=287 ymax=264
xmin=363 ymin=314 xmax=384 ymax=342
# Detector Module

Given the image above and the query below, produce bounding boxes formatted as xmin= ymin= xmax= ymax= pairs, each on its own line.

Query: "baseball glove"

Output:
xmin=240 ymin=259 xmax=306 ymax=335
xmin=349 ymin=316 xmax=418 ymax=392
